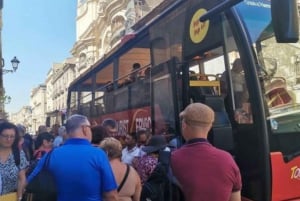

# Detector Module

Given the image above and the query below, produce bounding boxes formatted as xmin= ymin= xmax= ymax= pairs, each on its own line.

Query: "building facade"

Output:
xmin=71 ymin=0 xmax=163 ymax=75
xmin=9 ymin=106 xmax=32 ymax=132
xmin=46 ymin=58 xmax=76 ymax=126
xmin=30 ymin=84 xmax=47 ymax=133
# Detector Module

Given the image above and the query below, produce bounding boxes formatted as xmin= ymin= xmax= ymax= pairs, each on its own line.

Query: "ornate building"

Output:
xmin=46 ymin=58 xmax=76 ymax=126
xmin=71 ymin=0 xmax=163 ymax=75
xmin=30 ymin=84 xmax=47 ymax=133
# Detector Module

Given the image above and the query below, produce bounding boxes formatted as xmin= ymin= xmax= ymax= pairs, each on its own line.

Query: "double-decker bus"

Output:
xmin=67 ymin=0 xmax=300 ymax=200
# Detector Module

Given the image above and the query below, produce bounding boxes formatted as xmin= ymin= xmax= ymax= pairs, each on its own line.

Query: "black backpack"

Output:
xmin=140 ymin=150 xmax=184 ymax=201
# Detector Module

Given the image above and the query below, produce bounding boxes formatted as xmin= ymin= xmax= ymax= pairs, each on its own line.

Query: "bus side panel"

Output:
xmin=97 ymin=105 xmax=165 ymax=136
xmin=270 ymin=152 xmax=300 ymax=201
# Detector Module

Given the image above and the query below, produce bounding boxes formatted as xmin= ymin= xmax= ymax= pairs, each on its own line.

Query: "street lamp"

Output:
xmin=11 ymin=56 xmax=20 ymax=71
xmin=1 ymin=56 xmax=20 ymax=73
xmin=0 ymin=56 xmax=20 ymax=119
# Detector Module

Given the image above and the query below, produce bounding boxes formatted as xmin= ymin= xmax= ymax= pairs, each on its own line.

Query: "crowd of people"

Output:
xmin=0 ymin=102 xmax=242 ymax=201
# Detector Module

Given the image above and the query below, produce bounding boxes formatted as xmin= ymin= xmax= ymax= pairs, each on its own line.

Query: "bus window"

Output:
xmin=152 ymin=61 xmax=176 ymax=136
xmin=258 ymin=36 xmax=300 ymax=135
xmin=218 ymin=57 xmax=252 ymax=124
xmin=188 ymin=50 xmax=253 ymax=124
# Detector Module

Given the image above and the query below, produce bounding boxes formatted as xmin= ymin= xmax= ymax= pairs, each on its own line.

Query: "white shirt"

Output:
xmin=53 ymin=136 xmax=63 ymax=147
xmin=121 ymin=146 xmax=141 ymax=165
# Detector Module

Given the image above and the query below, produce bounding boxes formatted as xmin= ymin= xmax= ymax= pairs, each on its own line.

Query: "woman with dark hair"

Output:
xmin=0 ymin=121 xmax=28 ymax=200
xmin=33 ymin=132 xmax=54 ymax=160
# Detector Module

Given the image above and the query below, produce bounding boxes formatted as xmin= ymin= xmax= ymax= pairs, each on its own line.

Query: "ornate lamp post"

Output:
xmin=0 ymin=56 xmax=20 ymax=118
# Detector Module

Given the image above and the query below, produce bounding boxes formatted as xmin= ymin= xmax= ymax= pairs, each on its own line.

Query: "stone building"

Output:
xmin=45 ymin=58 xmax=76 ymax=126
xmin=30 ymin=84 xmax=47 ymax=133
xmin=71 ymin=0 xmax=163 ymax=75
xmin=9 ymin=106 xmax=32 ymax=132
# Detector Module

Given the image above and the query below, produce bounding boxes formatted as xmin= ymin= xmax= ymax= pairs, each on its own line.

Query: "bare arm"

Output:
xmin=17 ymin=169 xmax=27 ymax=201
xmin=103 ymin=190 xmax=118 ymax=201
xmin=132 ymin=170 xmax=142 ymax=201
xmin=229 ymin=191 xmax=241 ymax=201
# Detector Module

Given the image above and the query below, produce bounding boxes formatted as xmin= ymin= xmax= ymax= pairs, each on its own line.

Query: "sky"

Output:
xmin=2 ymin=1 xmax=77 ymax=114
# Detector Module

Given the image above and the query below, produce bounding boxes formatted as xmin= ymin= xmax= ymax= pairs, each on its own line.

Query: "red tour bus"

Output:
xmin=67 ymin=0 xmax=300 ymax=200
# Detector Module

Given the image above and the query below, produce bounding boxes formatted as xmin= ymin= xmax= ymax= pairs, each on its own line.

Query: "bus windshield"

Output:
xmin=257 ymin=36 xmax=300 ymax=134
xmin=236 ymin=0 xmax=300 ymax=134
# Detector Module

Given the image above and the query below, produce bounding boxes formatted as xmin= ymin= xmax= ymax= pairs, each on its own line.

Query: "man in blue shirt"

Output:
xmin=27 ymin=114 xmax=118 ymax=201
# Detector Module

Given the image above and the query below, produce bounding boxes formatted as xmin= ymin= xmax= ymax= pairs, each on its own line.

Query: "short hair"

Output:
xmin=127 ymin=132 xmax=138 ymax=141
xmin=38 ymin=125 xmax=48 ymax=134
xmin=91 ymin=125 xmax=109 ymax=144
xmin=180 ymin=103 xmax=214 ymax=127
xmin=58 ymin=126 xmax=66 ymax=136
xmin=66 ymin=114 xmax=88 ymax=134
xmin=100 ymin=137 xmax=122 ymax=159
xmin=0 ymin=121 xmax=19 ymax=151
xmin=133 ymin=63 xmax=141 ymax=69
xmin=35 ymin=132 xmax=54 ymax=149
xmin=17 ymin=124 xmax=26 ymax=135
xmin=136 ymin=129 xmax=149 ymax=139
xmin=101 ymin=118 xmax=117 ymax=128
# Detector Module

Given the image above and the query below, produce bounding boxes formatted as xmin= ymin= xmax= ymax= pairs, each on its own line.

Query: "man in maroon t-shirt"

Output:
xmin=171 ymin=103 xmax=242 ymax=201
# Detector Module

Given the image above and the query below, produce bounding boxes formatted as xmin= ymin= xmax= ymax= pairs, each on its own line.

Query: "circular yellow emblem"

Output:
xmin=190 ymin=9 xmax=209 ymax=43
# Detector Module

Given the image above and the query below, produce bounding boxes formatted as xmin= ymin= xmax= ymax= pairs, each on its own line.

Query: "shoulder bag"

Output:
xmin=117 ymin=164 xmax=130 ymax=192
xmin=25 ymin=151 xmax=57 ymax=201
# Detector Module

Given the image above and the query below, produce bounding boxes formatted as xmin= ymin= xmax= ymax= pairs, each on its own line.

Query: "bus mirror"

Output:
xmin=271 ymin=0 xmax=299 ymax=43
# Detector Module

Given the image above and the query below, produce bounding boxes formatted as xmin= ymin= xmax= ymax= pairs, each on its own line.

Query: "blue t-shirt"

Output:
xmin=27 ymin=138 xmax=117 ymax=201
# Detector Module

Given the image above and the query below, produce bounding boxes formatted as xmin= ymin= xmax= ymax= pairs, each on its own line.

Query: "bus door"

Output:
xmin=150 ymin=58 xmax=181 ymax=141
xmin=182 ymin=1 xmax=267 ymax=200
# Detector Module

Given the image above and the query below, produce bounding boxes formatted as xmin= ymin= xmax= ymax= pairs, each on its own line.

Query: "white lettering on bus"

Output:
xmin=117 ymin=119 xmax=129 ymax=136
xmin=136 ymin=116 xmax=151 ymax=131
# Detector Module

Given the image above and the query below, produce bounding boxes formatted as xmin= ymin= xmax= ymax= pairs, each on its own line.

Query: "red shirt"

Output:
xmin=33 ymin=148 xmax=52 ymax=160
xmin=171 ymin=141 xmax=242 ymax=201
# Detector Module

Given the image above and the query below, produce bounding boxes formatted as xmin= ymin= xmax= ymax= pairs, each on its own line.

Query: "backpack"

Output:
xmin=140 ymin=150 xmax=184 ymax=201
xmin=26 ymin=150 xmax=46 ymax=176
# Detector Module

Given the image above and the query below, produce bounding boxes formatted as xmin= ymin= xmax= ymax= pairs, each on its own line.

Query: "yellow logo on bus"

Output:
xmin=190 ymin=9 xmax=209 ymax=44
xmin=291 ymin=166 xmax=300 ymax=180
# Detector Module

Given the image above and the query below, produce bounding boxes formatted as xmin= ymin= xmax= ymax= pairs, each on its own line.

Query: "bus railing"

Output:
xmin=189 ymin=73 xmax=221 ymax=95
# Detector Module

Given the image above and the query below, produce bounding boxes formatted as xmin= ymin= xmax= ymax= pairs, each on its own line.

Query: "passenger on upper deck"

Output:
xmin=144 ymin=67 xmax=151 ymax=79
xmin=129 ymin=63 xmax=142 ymax=82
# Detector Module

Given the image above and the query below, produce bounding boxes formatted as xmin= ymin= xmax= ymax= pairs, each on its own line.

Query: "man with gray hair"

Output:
xmin=53 ymin=126 xmax=66 ymax=147
xmin=27 ymin=114 xmax=118 ymax=201
xmin=171 ymin=103 xmax=242 ymax=201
